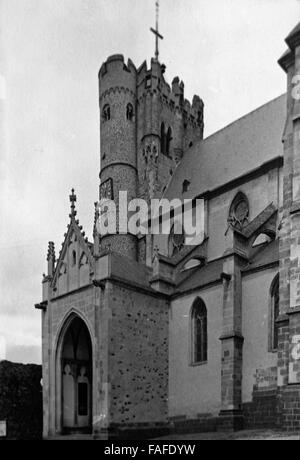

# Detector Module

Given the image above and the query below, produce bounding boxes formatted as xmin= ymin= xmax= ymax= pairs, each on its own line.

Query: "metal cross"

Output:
xmin=150 ymin=0 xmax=164 ymax=61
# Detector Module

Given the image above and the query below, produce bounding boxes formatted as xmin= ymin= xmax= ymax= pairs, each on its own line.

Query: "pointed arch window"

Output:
xmin=160 ymin=122 xmax=166 ymax=155
xmin=182 ymin=180 xmax=191 ymax=194
xmin=126 ymin=103 xmax=134 ymax=121
xmin=191 ymin=298 xmax=208 ymax=364
xmin=270 ymin=275 xmax=280 ymax=351
xmin=160 ymin=124 xmax=173 ymax=157
xmin=166 ymin=127 xmax=173 ymax=156
xmin=102 ymin=104 xmax=111 ymax=122
xmin=72 ymin=250 xmax=77 ymax=267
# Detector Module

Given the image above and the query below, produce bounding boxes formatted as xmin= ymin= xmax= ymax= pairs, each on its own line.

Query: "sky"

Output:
xmin=0 ymin=0 xmax=299 ymax=364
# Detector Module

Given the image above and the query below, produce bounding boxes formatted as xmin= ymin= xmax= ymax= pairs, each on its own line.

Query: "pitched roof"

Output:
xmin=109 ymin=251 xmax=153 ymax=287
xmin=165 ymin=94 xmax=286 ymax=201
xmin=242 ymin=239 xmax=279 ymax=273
xmin=175 ymin=258 xmax=223 ymax=294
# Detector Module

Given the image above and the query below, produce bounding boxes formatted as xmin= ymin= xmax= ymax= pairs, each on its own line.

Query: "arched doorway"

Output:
xmin=60 ymin=316 xmax=92 ymax=434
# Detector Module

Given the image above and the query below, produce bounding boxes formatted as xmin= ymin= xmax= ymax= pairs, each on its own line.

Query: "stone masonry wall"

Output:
xmin=107 ymin=282 xmax=169 ymax=430
xmin=243 ymin=388 xmax=279 ymax=429
xmin=279 ymin=385 xmax=300 ymax=431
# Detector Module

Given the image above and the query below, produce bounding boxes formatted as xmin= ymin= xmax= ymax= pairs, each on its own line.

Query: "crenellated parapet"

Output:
xmin=136 ymin=58 xmax=204 ymax=130
xmin=98 ymin=54 xmax=137 ymax=97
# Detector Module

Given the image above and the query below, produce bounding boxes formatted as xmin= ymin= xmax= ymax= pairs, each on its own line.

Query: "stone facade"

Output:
xmin=37 ymin=22 xmax=300 ymax=438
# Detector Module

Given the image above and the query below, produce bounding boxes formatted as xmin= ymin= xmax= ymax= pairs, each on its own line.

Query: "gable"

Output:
xmin=52 ymin=222 xmax=94 ymax=297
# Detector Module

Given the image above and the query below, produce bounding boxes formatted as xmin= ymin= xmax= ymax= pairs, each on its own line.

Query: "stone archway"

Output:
xmin=58 ymin=315 xmax=93 ymax=434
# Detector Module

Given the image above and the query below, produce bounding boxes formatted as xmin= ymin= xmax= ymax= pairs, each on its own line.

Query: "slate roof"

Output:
xmin=242 ymin=239 xmax=279 ymax=273
xmin=172 ymin=239 xmax=278 ymax=295
xmin=164 ymin=94 xmax=286 ymax=201
xmin=109 ymin=251 xmax=153 ymax=287
xmin=175 ymin=259 xmax=224 ymax=294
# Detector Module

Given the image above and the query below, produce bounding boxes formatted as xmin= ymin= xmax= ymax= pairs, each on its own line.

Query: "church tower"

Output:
xmin=98 ymin=55 xmax=138 ymax=260
xmin=98 ymin=1 xmax=204 ymax=262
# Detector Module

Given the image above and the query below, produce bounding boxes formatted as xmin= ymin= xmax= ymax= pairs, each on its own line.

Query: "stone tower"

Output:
xmin=99 ymin=55 xmax=138 ymax=260
xmin=98 ymin=54 xmax=204 ymax=262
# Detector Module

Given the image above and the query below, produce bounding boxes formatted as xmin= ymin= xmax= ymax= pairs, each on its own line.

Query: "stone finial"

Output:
xmin=93 ymin=202 xmax=99 ymax=237
xmin=93 ymin=202 xmax=100 ymax=256
xmin=69 ymin=188 xmax=77 ymax=219
xmin=47 ymin=241 xmax=56 ymax=277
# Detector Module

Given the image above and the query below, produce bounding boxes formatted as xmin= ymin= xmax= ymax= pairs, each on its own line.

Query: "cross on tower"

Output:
xmin=69 ymin=188 xmax=77 ymax=218
xmin=150 ymin=0 xmax=164 ymax=61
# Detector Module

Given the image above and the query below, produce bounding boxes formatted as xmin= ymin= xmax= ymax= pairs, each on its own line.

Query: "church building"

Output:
xmin=35 ymin=18 xmax=300 ymax=438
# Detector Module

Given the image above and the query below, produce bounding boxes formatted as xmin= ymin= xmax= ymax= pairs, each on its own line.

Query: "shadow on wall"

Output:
xmin=0 ymin=361 xmax=42 ymax=439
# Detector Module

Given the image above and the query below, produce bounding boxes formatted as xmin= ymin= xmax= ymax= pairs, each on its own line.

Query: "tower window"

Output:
xmin=182 ymin=180 xmax=191 ymax=194
xmin=126 ymin=103 xmax=134 ymax=121
xmin=161 ymin=122 xmax=166 ymax=155
xmin=145 ymin=75 xmax=152 ymax=88
xmin=160 ymin=123 xmax=173 ymax=157
xmin=191 ymin=298 xmax=207 ymax=364
xmin=72 ymin=250 xmax=77 ymax=267
xmin=166 ymin=127 xmax=173 ymax=156
xmin=102 ymin=104 xmax=111 ymax=122
xmin=270 ymin=275 xmax=280 ymax=351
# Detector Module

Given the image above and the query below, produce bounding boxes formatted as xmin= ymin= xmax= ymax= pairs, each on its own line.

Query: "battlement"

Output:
xmin=99 ymin=54 xmax=137 ymax=78
xmin=98 ymin=54 xmax=204 ymax=126
xmin=136 ymin=58 xmax=204 ymax=127
xmin=99 ymin=54 xmax=137 ymax=97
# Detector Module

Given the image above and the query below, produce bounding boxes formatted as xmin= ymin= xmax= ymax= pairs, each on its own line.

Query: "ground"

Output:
xmin=47 ymin=429 xmax=300 ymax=440
xmin=156 ymin=429 xmax=300 ymax=440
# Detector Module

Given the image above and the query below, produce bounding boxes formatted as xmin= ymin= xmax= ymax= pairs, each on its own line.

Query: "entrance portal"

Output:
xmin=61 ymin=316 xmax=92 ymax=433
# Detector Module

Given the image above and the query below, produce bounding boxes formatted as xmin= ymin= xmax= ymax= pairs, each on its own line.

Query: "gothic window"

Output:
xmin=191 ymin=298 xmax=208 ymax=364
xmin=182 ymin=180 xmax=191 ymax=194
xmin=161 ymin=122 xmax=166 ymax=155
xmin=168 ymin=221 xmax=185 ymax=256
xmin=102 ymin=104 xmax=111 ymax=122
xmin=166 ymin=127 xmax=172 ymax=156
xmin=72 ymin=250 xmax=77 ymax=267
xmin=270 ymin=275 xmax=280 ymax=351
xmin=126 ymin=103 xmax=134 ymax=121
xmin=228 ymin=192 xmax=249 ymax=231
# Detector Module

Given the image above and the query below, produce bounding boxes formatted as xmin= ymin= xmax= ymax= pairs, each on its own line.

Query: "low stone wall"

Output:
xmin=279 ymin=384 xmax=300 ymax=431
xmin=169 ymin=415 xmax=218 ymax=434
xmin=0 ymin=361 xmax=42 ymax=439
xmin=243 ymin=388 xmax=279 ymax=429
